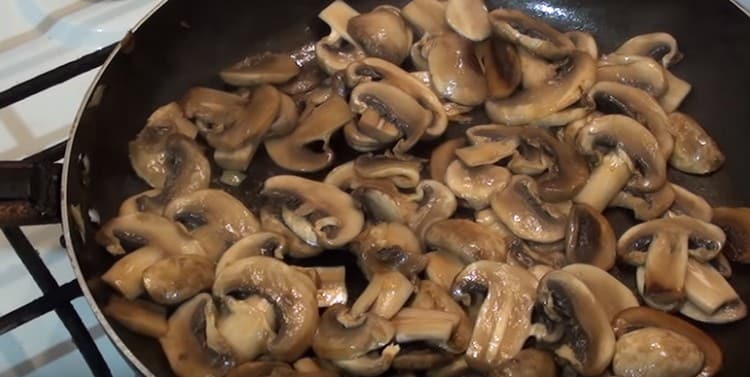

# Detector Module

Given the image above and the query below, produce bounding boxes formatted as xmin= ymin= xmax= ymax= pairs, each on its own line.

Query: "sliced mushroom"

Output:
xmin=333 ymin=345 xmax=400 ymax=377
xmin=352 ymin=178 xmax=417 ymax=224
xmin=454 ymin=139 xmax=518 ymax=168
xmin=266 ymin=93 xmax=299 ymax=139
xmin=451 ymin=262 xmax=537 ymax=370
xmin=614 ymin=32 xmax=683 ymax=68
xmin=666 ymin=112 xmax=725 ymax=174
xmin=445 ymin=0 xmax=490 ymax=41
xmin=444 ymin=160 xmax=511 ymax=210
xmin=475 ymin=38 xmax=522 ymax=100
xmin=348 ymin=6 xmax=413 ymax=65
xmin=401 ymin=0 xmax=450 ymax=36
xmin=392 ymin=348 xmax=453 ymax=371
xmin=712 ymin=207 xmax=750 ymax=263
xmin=103 ymin=295 xmax=168 ymax=339
xmin=424 ymin=251 xmax=466 ymax=292
xmin=410 ymin=280 xmax=472 ymax=354
xmin=668 ymin=183 xmax=713 ymax=222
xmin=488 ymin=8 xmax=574 ymax=60
xmin=304 ymin=266 xmax=349 ymax=308
xmin=259 ymin=206 xmax=323 ymax=258
xmin=561 ymin=264 xmax=639 ymax=321
xmin=279 ymin=62 xmax=326 ymax=96
xmin=612 ymin=307 xmax=722 ymax=377
xmin=348 ymin=270 xmax=415 ymax=320
xmin=658 ymin=69 xmax=692 ymax=112
xmin=354 ymin=153 xmax=422 ymax=189
xmin=425 ymin=32 xmax=487 ymax=107
xmin=566 ymin=31 xmax=598 ymax=59
xmin=680 ymin=258 xmax=747 ymax=324
xmin=220 ymin=52 xmax=300 ymax=86
xmin=142 ymin=254 xmax=214 ymax=305
xmin=392 ymin=308 xmax=460 ymax=344
xmin=215 ymin=296 xmax=277 ymax=363
xmin=102 ymin=246 xmax=164 ymax=299
xmin=164 ymin=189 xmax=260 ymax=261
xmin=160 ymin=294 xmax=234 ymax=377
xmin=216 ymin=232 xmax=287 ymax=275
xmin=494 ymin=349 xmax=557 ymax=377
xmin=213 ymin=256 xmax=318 ymax=361
xmin=597 ymin=54 xmax=668 ymax=97
xmin=406 ymin=180 xmax=458 ymax=239
xmin=533 ymin=270 xmax=615 ymax=376
xmin=565 ymin=204 xmax=616 ymax=270
xmin=351 ymin=222 xmax=426 ymax=279
xmin=574 ymin=114 xmax=667 ymax=211
xmin=505 ymin=238 xmax=567 ymax=270
xmin=507 ymin=147 xmax=553 ymax=176
xmin=486 ymin=51 xmax=596 ymax=126
xmin=585 ymin=81 xmax=674 ymax=159
xmin=96 ymin=212 xmax=205 ymax=256
xmin=129 ymin=103 xmax=198 ymax=188
xmin=612 ymin=327 xmax=704 ymax=377
xmin=425 ymin=219 xmax=508 ymax=263
xmin=118 ymin=189 xmax=161 ymax=215
xmin=226 ymin=362 xmax=295 ymax=377
xmin=313 ymin=303 xmax=395 ymax=362
xmin=516 ymin=47 xmax=556 ymax=89
xmin=430 ymin=138 xmax=466 ymax=181
xmin=609 ymin=184 xmax=675 ymax=221
xmin=491 ymin=175 xmax=568 ymax=243
xmin=325 ymin=160 xmax=358 ymax=190
xmin=527 ymin=105 xmax=592 ymax=127
xmin=316 ymin=0 xmax=366 ymax=75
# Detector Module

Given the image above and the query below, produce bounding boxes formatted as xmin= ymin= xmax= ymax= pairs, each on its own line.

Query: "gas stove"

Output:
xmin=1 ymin=1 xmax=749 ymax=377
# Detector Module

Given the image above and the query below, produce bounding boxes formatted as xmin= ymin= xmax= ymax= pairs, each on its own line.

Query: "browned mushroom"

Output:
xmin=474 ymin=38 xmax=522 ymax=100
xmin=430 ymin=138 xmax=466 ymax=181
xmin=220 ymin=52 xmax=300 ymax=86
xmin=351 ymin=222 xmax=426 ymax=279
xmin=609 ymin=184 xmax=675 ymax=221
xmin=712 ymin=207 xmax=750 ymax=263
xmin=426 ymin=32 xmax=488 ymax=106
xmin=597 ymin=54 xmax=667 ymax=97
xmin=565 ymin=203 xmax=616 ymax=270
xmin=613 ymin=327 xmax=704 ymax=377
xmin=103 ymin=295 xmax=168 ymax=339
xmin=488 ymin=8 xmax=574 ymax=60
xmin=401 ymin=0 xmax=450 ymax=36
xmin=348 ymin=6 xmax=413 ymax=65
xmin=425 ymin=219 xmax=508 ymax=263
xmin=142 ymin=254 xmax=214 ymax=305
xmin=666 ymin=112 xmax=725 ymax=175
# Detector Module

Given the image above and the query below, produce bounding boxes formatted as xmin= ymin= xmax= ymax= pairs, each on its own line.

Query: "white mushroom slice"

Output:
xmin=566 ymin=31 xmax=598 ymax=59
xmin=454 ymin=139 xmax=518 ymax=168
xmin=516 ymin=47 xmax=556 ymax=89
xmin=612 ymin=327 xmax=704 ymax=377
xmin=259 ymin=206 xmax=323 ymax=258
xmin=305 ymin=266 xmax=348 ymax=307
xmin=489 ymin=8 xmax=574 ymax=60
xmin=425 ymin=32 xmax=487 ymax=107
xmin=143 ymin=254 xmax=214 ymax=305
xmin=666 ymin=112 xmax=725 ymax=175
xmin=353 ymin=178 xmax=418 ymax=224
xmin=316 ymin=1 xmax=365 ymax=75
xmin=333 ymin=345 xmax=400 ymax=377
xmin=565 ymin=204 xmax=616 ymax=270
xmin=103 ymin=295 xmax=168 ymax=339
xmin=96 ymin=212 xmax=205 ymax=256
xmin=354 ymin=154 xmax=423 ymax=189
xmin=562 ymin=264 xmax=639 ymax=321
xmin=424 ymin=251 xmax=465 ymax=292
xmin=407 ymin=180 xmax=458 ymax=239
xmin=324 ymin=160 xmax=357 ymax=190
xmin=528 ymin=105 xmax=592 ymax=127
xmin=658 ymin=70 xmax=691 ymax=112
xmin=215 ymin=232 xmax=287 ymax=275
xmin=102 ymin=246 xmax=164 ymax=299
xmin=220 ymin=52 xmax=300 ymax=86
xmin=351 ymin=222 xmax=425 ymax=279
xmin=597 ymin=54 xmax=668 ymax=97
xmin=349 ymin=271 xmax=415 ymax=320
xmin=614 ymin=32 xmax=683 ymax=68
xmin=216 ymin=296 xmax=277 ymax=363
xmin=265 ymin=95 xmax=353 ymax=172
xmin=401 ymin=0 xmax=450 ymax=36
xmin=425 ymin=219 xmax=508 ymax=263
xmin=348 ymin=6 xmax=413 ymax=65
xmin=486 ymin=51 xmax=596 ymax=126
xmin=609 ymin=184 xmax=675 ymax=221
xmin=444 ymin=160 xmax=511 ymax=210
xmin=475 ymin=38 xmax=522 ymax=100
xmin=451 ymin=262 xmax=537 ymax=370
xmin=429 ymin=138 xmax=466 ymax=181
xmin=392 ymin=308 xmax=460 ymax=343
xmin=445 ymin=0 xmax=491 ymax=42
xmin=679 ymin=259 xmax=747 ymax=324
xmin=667 ymin=183 xmax=713 ymax=222
xmin=118 ymin=189 xmax=161 ymax=215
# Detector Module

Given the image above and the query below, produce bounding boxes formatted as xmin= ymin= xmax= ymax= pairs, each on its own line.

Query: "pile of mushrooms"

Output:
xmin=96 ymin=1 xmax=750 ymax=376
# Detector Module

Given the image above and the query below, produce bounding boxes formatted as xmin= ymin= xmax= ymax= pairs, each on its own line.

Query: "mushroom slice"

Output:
xmin=612 ymin=307 xmax=722 ymax=377
xmin=574 ymin=114 xmax=667 ymax=211
xmin=351 ymin=222 xmax=426 ymax=279
xmin=345 ymin=121 xmax=389 ymax=152
xmin=424 ymin=251 xmax=465 ymax=292
xmin=333 ymin=345 xmax=400 ymax=377
xmin=658 ymin=69 xmax=692 ymax=112
xmin=259 ymin=206 xmax=323 ymax=258
xmin=346 ymin=58 xmax=448 ymax=138
xmin=712 ymin=207 xmax=750 ymax=263
xmin=476 ymin=38 xmax=522 ymax=100
xmin=516 ymin=47 xmax=556 ymax=89
xmin=266 ymin=95 xmax=353 ymax=172
xmin=392 ymin=349 xmax=452 ymax=371
xmin=102 ymin=246 xmax=164 ymax=299
xmin=586 ymin=81 xmax=674 ymax=159
xmin=226 ymin=362 xmax=295 ymax=377
xmin=347 ymin=271 xmax=415 ymax=321
xmin=160 ymin=294 xmax=234 ymax=377
xmin=315 ymin=0 xmax=365 ymax=75
xmin=266 ymin=93 xmax=299 ymax=139
xmin=444 ymin=160 xmax=511 ymax=210
xmin=279 ymin=61 xmax=326 ymax=96
xmin=213 ymin=256 xmax=318 ymax=361
xmin=304 ymin=266 xmax=349 ymax=308
xmin=609 ymin=184 xmax=675 ymax=221
xmin=143 ymin=254 xmax=214 ymax=305
xmin=445 ymin=0 xmax=490 ymax=41
xmin=352 ymin=178 xmax=417 ymax=224
xmin=401 ymin=0 xmax=450 ymax=36
xmin=348 ymin=6 xmax=413 ymax=65
xmin=490 ymin=175 xmax=568 ymax=243
xmin=505 ymin=238 xmax=566 ymax=270
xmin=205 ymin=85 xmax=282 ymax=151
xmin=597 ymin=54 xmax=667 ymax=97
xmin=614 ymin=32 xmax=683 ymax=68
xmin=356 ymin=108 xmax=402 ymax=142
xmin=129 ymin=103 xmax=198 ymax=188
xmin=392 ymin=308 xmax=460 ymax=344
xmin=96 ymin=212 xmax=205 ymax=256
xmin=561 ymin=264 xmax=639 ymax=321
xmin=410 ymin=280 xmax=473 ymax=354
xmin=507 ymin=148 xmax=553 ymax=176
xmin=486 ymin=51 xmax=596 ymax=126
xmin=136 ymin=134 xmax=211 ymax=212
xmin=488 ymin=8 xmax=574 ymax=60
xmin=451 ymin=262 xmax=537 ymax=370
xmin=313 ymin=304 xmax=395 ymax=361
xmin=103 ymin=295 xmax=168 ymax=339
xmin=354 ymin=154 xmax=422 ymax=189
xmin=215 ymin=232 xmax=287 ymax=275
xmin=350 ymin=82 xmax=432 ymax=154
xmin=425 ymin=32 xmax=487 ymax=107
xmin=454 ymin=139 xmax=518 ymax=168
xmin=406 ymin=180 xmax=458 ymax=239
xmin=180 ymin=87 xmax=245 ymax=135
xmin=220 ymin=52 xmax=300 ymax=86
xmin=534 ymin=270 xmax=615 ymax=376
xmin=262 ymin=175 xmax=364 ymax=249
xmin=215 ymin=296 xmax=277 ymax=363
xmin=666 ymin=112 xmax=725 ymax=174
xmin=425 ymin=219 xmax=508 ymax=263
xmin=527 ymin=105 xmax=592 ymax=127
xmin=118 ymin=189 xmax=161 ymax=215
xmin=430 ymin=138 xmax=466 ymax=181
xmin=565 ymin=204 xmax=616 ymax=270
xmin=495 ymin=349 xmax=557 ymax=377
xmin=164 ymin=189 xmax=260 ymax=261
xmin=612 ymin=327 xmax=704 ymax=377
xmin=680 ymin=258 xmax=747 ymax=324
xmin=566 ymin=31 xmax=598 ymax=59
xmin=668 ymin=183 xmax=713 ymax=222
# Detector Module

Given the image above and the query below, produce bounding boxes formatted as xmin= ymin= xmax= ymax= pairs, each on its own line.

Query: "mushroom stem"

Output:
xmin=372 ymin=272 xmax=415 ymax=319
xmin=392 ymin=319 xmax=455 ymax=343
xmin=311 ymin=266 xmax=348 ymax=308
xmin=574 ymin=152 xmax=633 ymax=211
xmin=394 ymin=308 xmax=461 ymax=326
xmin=103 ymin=295 xmax=167 ymax=339
xmin=683 ymin=259 xmax=741 ymax=315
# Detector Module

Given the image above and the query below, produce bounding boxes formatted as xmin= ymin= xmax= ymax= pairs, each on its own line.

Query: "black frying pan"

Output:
xmin=2 ymin=0 xmax=750 ymax=376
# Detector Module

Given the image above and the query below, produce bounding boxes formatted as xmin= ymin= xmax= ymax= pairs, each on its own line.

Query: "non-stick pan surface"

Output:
xmin=62 ymin=0 xmax=750 ymax=375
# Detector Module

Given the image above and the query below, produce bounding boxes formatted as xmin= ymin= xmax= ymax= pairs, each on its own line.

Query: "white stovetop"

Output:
xmin=0 ymin=1 xmax=748 ymax=377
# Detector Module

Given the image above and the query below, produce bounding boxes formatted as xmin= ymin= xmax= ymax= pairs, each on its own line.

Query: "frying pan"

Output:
xmin=2 ymin=0 xmax=750 ymax=375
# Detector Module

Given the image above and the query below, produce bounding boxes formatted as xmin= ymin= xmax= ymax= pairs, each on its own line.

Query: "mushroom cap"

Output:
xmin=444 ymin=160 xmax=511 ymax=210
xmin=220 ymin=52 xmax=300 ymax=86
xmin=103 ymin=295 xmax=168 ymax=339
xmin=430 ymin=138 xmax=466 ymax=182
xmin=406 ymin=179 xmax=458 ymax=240
xmin=597 ymin=54 xmax=668 ymax=97
xmin=565 ymin=204 xmax=616 ymax=270
xmin=712 ymin=207 xmax=750 ymax=263
xmin=609 ymin=184 xmax=675 ymax=221
xmin=612 ymin=327 xmax=704 ymax=377
xmin=425 ymin=219 xmax=508 ymax=263
xmin=535 ymin=270 xmax=615 ymax=377
xmin=351 ymin=222 xmax=426 ymax=279
xmin=411 ymin=280 xmax=472 ymax=354
xmin=216 ymin=296 xmax=277 ymax=363
xmin=566 ymin=30 xmax=598 ymax=59
xmin=680 ymin=258 xmax=747 ymax=324
xmin=666 ymin=112 xmax=725 ymax=175
xmin=614 ymin=32 xmax=683 ymax=68
xmin=493 ymin=349 xmax=557 ymax=377
xmin=213 ymin=256 xmax=319 ymax=362
xmin=401 ymin=0 xmax=450 ymax=36
xmin=576 ymin=114 xmax=667 ymax=193
xmin=347 ymin=7 xmax=413 ymax=65
xmin=426 ymin=32 xmax=488 ymax=107
xmin=669 ymin=183 xmax=713 ymax=222
xmin=490 ymin=175 xmax=568 ymax=243
xmin=215 ymin=232 xmax=287 ymax=275
xmin=392 ymin=348 xmax=453 ymax=371
xmin=445 ymin=0 xmax=491 ymax=42
xmin=312 ymin=304 xmax=395 ymax=360
xmin=488 ymin=8 xmax=574 ymax=60
xmin=424 ymin=251 xmax=465 ymax=292
xmin=352 ymin=178 xmax=417 ymax=224
xmin=143 ymin=254 xmax=214 ymax=305
xmin=475 ymin=38 xmax=522 ymax=101
xmin=561 ymin=264 xmax=639 ymax=322
xmin=95 ymin=212 xmax=205 ymax=256
xmin=259 ymin=206 xmax=323 ymax=259
xmin=160 ymin=293 xmax=234 ymax=377
xmin=266 ymin=95 xmax=353 ymax=172
xmin=261 ymin=175 xmax=364 ymax=249
xmin=354 ymin=153 xmax=423 ymax=189
xmin=505 ymin=238 xmax=567 ymax=270
xmin=102 ymin=246 xmax=165 ymax=300
xmin=485 ymin=51 xmax=596 ymax=126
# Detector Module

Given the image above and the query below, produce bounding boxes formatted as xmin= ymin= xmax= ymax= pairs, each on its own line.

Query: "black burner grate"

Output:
xmin=0 ymin=43 xmax=118 ymax=377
